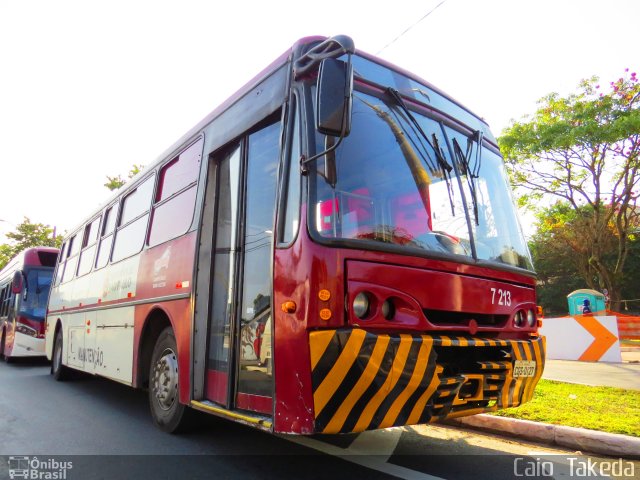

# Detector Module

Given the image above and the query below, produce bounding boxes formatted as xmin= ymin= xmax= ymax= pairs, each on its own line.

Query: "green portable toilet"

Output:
xmin=567 ymin=289 xmax=606 ymax=315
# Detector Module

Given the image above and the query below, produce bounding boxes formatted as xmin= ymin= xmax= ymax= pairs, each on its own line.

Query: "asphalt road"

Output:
xmin=0 ymin=358 xmax=635 ymax=480
xmin=543 ymin=359 xmax=640 ymax=390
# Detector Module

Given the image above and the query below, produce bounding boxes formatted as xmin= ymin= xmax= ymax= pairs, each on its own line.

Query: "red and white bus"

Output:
xmin=46 ymin=35 xmax=545 ymax=434
xmin=0 ymin=247 xmax=59 ymax=360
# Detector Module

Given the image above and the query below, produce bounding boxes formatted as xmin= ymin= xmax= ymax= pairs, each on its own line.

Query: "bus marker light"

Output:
xmin=86 ymin=320 xmax=91 ymax=326
xmin=87 ymin=329 xmax=90 ymax=334
xmin=281 ymin=301 xmax=297 ymax=313
xmin=127 ymin=292 xmax=134 ymax=298
xmin=319 ymin=308 xmax=332 ymax=321
xmin=176 ymin=281 xmax=190 ymax=289
xmin=318 ymin=289 xmax=331 ymax=301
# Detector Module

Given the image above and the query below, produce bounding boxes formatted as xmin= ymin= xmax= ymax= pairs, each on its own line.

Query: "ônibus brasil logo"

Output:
xmin=8 ymin=456 xmax=73 ymax=479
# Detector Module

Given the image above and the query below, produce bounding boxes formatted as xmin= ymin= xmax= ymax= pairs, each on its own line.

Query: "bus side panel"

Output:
xmin=134 ymin=233 xmax=197 ymax=301
xmin=93 ymin=307 xmax=134 ymax=384
xmin=133 ymin=298 xmax=192 ymax=404
xmin=66 ymin=312 xmax=86 ymax=370
xmin=273 ymin=210 xmax=345 ymax=433
xmin=134 ymin=232 xmax=196 ymax=403
xmin=273 ymin=239 xmax=315 ymax=433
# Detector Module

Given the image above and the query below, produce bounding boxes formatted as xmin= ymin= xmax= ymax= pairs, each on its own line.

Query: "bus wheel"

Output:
xmin=52 ymin=330 xmax=71 ymax=381
xmin=149 ymin=327 xmax=192 ymax=433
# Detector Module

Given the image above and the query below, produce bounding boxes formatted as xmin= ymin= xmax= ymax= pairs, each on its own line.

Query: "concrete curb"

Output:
xmin=444 ymin=414 xmax=640 ymax=459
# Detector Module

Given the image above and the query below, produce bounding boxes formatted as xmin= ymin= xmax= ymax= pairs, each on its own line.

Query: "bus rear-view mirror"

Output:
xmin=316 ymin=58 xmax=353 ymax=137
xmin=12 ymin=270 xmax=24 ymax=294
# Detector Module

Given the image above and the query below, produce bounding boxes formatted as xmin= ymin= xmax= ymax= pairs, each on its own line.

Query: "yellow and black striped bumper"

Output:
xmin=309 ymin=329 xmax=545 ymax=434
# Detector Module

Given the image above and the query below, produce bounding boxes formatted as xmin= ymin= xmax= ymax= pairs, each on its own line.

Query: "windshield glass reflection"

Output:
xmin=310 ymin=91 xmax=533 ymax=270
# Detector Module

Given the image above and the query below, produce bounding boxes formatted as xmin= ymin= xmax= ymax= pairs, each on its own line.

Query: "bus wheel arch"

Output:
xmin=137 ymin=308 xmax=172 ymax=390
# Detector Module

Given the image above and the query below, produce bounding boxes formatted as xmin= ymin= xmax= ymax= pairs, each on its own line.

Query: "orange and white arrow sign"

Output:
xmin=573 ymin=316 xmax=619 ymax=361
xmin=540 ymin=316 xmax=621 ymax=363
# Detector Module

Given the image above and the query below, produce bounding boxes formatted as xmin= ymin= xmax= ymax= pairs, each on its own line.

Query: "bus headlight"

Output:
xmin=527 ymin=309 xmax=536 ymax=327
xmin=381 ymin=299 xmax=395 ymax=320
xmin=353 ymin=292 xmax=371 ymax=319
xmin=16 ymin=323 xmax=37 ymax=337
xmin=513 ymin=310 xmax=524 ymax=328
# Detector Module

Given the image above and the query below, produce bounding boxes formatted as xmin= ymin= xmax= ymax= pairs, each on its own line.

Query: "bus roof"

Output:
xmin=0 ymin=247 xmax=59 ymax=281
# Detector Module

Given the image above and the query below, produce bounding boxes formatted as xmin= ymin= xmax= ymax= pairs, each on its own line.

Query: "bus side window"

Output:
xmin=54 ymin=242 xmax=66 ymax=286
xmin=0 ymin=285 xmax=6 ymax=317
xmin=112 ymin=176 xmax=154 ymax=262
xmin=60 ymin=235 xmax=79 ymax=284
xmin=77 ymin=215 xmax=101 ymax=277
xmin=148 ymin=138 xmax=202 ymax=247
xmin=96 ymin=203 xmax=119 ymax=269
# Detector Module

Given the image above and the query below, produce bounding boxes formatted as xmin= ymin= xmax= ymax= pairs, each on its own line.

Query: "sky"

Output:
xmin=1 ymin=0 xmax=638 ymax=241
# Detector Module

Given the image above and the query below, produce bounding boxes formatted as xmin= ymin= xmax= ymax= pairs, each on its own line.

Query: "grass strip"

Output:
xmin=490 ymin=379 xmax=640 ymax=437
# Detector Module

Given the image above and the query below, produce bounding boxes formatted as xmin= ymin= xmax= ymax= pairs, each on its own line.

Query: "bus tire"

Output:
xmin=51 ymin=330 xmax=71 ymax=381
xmin=149 ymin=327 xmax=192 ymax=433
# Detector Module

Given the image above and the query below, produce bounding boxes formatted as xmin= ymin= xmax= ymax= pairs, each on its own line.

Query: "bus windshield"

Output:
xmin=311 ymin=90 xmax=533 ymax=271
xmin=19 ymin=268 xmax=53 ymax=320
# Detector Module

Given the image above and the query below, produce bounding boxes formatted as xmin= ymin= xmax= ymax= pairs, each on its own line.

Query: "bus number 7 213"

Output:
xmin=491 ymin=287 xmax=512 ymax=306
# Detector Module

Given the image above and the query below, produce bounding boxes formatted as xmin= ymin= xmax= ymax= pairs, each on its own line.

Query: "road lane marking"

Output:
xmin=282 ymin=428 xmax=443 ymax=480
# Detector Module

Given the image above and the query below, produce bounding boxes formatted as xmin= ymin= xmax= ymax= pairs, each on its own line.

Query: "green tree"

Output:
xmin=619 ymin=237 xmax=640 ymax=313
xmin=0 ymin=217 xmax=62 ymax=269
xmin=530 ymin=203 xmax=610 ymax=314
xmin=500 ymin=70 xmax=640 ymax=310
xmin=531 ymin=203 xmax=640 ymax=314
xmin=104 ymin=164 xmax=144 ymax=191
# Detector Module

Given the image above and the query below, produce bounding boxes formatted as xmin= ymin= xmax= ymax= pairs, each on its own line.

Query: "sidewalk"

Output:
xmin=447 ymin=414 xmax=640 ymax=458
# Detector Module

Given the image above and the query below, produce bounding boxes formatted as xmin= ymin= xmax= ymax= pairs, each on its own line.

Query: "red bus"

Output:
xmin=46 ymin=35 xmax=544 ymax=434
xmin=0 ymin=247 xmax=59 ymax=360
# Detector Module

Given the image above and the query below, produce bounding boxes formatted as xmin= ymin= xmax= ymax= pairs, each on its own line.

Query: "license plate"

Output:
xmin=513 ymin=360 xmax=536 ymax=378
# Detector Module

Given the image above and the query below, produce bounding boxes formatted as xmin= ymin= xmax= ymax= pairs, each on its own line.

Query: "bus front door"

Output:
xmin=195 ymin=119 xmax=280 ymax=417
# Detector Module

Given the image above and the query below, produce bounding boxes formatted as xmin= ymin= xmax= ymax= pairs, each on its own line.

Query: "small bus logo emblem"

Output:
xmin=8 ymin=456 xmax=30 ymax=479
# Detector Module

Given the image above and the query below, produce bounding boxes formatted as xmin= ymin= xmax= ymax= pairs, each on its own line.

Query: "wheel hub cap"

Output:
xmin=152 ymin=348 xmax=178 ymax=410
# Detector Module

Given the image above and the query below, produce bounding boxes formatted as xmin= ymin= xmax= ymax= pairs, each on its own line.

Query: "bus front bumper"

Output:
xmin=309 ymin=329 xmax=545 ymax=434
xmin=11 ymin=332 xmax=46 ymax=358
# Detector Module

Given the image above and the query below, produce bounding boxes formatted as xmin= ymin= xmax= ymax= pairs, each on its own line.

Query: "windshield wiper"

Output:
xmin=452 ymin=130 xmax=483 ymax=225
xmin=385 ymin=87 xmax=456 ymax=216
